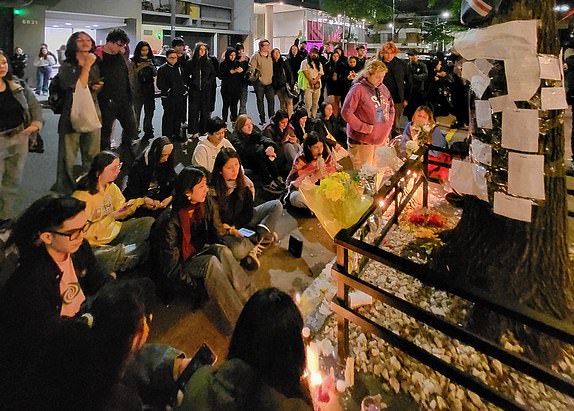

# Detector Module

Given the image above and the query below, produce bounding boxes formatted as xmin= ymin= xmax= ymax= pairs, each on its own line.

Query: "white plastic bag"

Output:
xmin=70 ymin=79 xmax=101 ymax=132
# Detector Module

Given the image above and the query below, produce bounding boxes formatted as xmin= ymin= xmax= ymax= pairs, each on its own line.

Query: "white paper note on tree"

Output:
xmin=501 ymin=109 xmax=539 ymax=152
xmin=540 ymin=87 xmax=568 ymax=111
xmin=507 ymin=152 xmax=545 ymax=200
xmin=493 ymin=192 xmax=532 ymax=222
xmin=538 ymin=54 xmax=562 ymax=80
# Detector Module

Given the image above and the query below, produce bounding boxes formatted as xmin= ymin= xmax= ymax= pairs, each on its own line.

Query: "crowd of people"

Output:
xmin=0 ymin=26 xmax=476 ymax=409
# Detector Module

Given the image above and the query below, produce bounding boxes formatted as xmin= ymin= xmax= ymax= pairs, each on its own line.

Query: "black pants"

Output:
xmin=161 ymin=95 xmax=186 ymax=140
xmin=253 ymin=82 xmax=275 ymax=123
xmin=99 ymin=98 xmax=138 ymax=151
xmin=221 ymin=91 xmax=240 ymax=123
xmin=188 ymin=90 xmax=211 ymax=135
xmin=133 ymin=92 xmax=155 ymax=137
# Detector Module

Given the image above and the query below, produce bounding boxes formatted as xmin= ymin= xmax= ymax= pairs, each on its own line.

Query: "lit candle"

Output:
xmin=344 ymin=357 xmax=355 ymax=387
xmin=307 ymin=342 xmax=320 ymax=373
xmin=295 ymin=292 xmax=301 ymax=305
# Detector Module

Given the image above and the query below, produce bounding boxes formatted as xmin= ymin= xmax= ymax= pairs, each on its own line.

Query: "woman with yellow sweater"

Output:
xmin=73 ymin=151 xmax=155 ymax=273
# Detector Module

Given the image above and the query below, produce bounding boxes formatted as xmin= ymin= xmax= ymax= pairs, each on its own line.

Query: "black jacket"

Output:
xmin=218 ymin=50 xmax=244 ymax=97
xmin=230 ymin=129 xmax=276 ymax=167
xmin=271 ymin=57 xmax=293 ymax=90
xmin=185 ymin=55 xmax=216 ymax=94
xmin=150 ymin=199 xmax=223 ymax=282
xmin=124 ymin=153 xmax=176 ymax=202
xmin=210 ymin=185 xmax=254 ymax=230
xmin=382 ymin=56 xmax=411 ymax=103
xmin=157 ymin=62 xmax=187 ymax=100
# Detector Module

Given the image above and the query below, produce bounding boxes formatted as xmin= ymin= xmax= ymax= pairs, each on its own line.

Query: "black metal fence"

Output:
xmin=331 ymin=146 xmax=574 ymax=410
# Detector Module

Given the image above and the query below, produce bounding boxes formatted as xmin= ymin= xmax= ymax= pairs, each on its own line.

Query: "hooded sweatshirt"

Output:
xmin=180 ymin=358 xmax=312 ymax=411
xmin=341 ymin=77 xmax=395 ymax=146
xmin=191 ymin=135 xmax=236 ymax=172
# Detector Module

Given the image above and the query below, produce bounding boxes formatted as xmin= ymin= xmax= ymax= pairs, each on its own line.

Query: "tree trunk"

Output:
xmin=430 ymin=0 xmax=573 ymax=364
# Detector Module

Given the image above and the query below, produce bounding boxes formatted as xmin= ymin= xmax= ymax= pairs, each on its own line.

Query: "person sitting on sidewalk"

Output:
xmin=230 ymin=115 xmax=283 ymax=195
xmin=209 ymin=148 xmax=282 ymax=270
xmin=262 ymin=110 xmax=301 ymax=177
xmin=285 ymin=132 xmax=337 ymax=210
xmin=73 ymin=151 xmax=156 ymax=273
xmin=191 ymin=116 xmax=235 ymax=173
xmin=150 ymin=166 xmax=255 ymax=332
xmin=180 ymin=288 xmax=313 ymax=410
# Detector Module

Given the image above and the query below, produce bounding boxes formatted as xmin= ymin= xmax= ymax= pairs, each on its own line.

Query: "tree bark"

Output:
xmin=430 ymin=0 xmax=573 ymax=364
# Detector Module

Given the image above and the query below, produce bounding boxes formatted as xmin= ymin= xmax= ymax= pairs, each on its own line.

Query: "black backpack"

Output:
xmin=48 ymin=73 xmax=66 ymax=114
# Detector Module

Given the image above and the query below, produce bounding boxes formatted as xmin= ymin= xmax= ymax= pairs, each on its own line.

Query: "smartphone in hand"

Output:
xmin=238 ymin=228 xmax=256 ymax=238
xmin=172 ymin=344 xmax=216 ymax=401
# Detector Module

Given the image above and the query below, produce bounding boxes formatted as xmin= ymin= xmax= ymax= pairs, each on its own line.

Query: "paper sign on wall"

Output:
xmin=507 ymin=152 xmax=545 ymax=200
xmin=540 ymin=87 xmax=568 ymax=111
xmin=501 ymin=109 xmax=539 ymax=152
xmin=493 ymin=192 xmax=532 ymax=222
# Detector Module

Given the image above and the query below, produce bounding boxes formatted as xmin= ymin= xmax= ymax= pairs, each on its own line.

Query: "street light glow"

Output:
xmin=441 ymin=11 xmax=450 ymax=18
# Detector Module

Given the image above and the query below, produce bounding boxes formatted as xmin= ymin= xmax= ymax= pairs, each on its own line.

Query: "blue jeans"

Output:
xmin=35 ymin=66 xmax=51 ymax=94
xmin=253 ymin=82 xmax=275 ymax=123
xmin=0 ymin=131 xmax=29 ymax=219
xmin=223 ymin=199 xmax=283 ymax=260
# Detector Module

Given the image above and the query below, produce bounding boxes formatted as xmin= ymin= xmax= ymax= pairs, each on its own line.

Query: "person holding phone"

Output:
xmin=209 ymin=148 xmax=282 ymax=271
xmin=180 ymin=287 xmax=313 ymax=410
xmin=73 ymin=151 xmax=155 ymax=273
xmin=151 ymin=166 xmax=254 ymax=332
xmin=52 ymin=31 xmax=104 ymax=194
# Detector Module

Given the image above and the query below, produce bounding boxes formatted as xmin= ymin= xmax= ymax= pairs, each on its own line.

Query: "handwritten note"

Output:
xmin=470 ymin=138 xmax=492 ymax=166
xmin=493 ymin=192 xmax=532 ymax=222
xmin=505 ymin=57 xmax=540 ymax=101
xmin=501 ymin=109 xmax=539 ymax=152
xmin=508 ymin=152 xmax=545 ymax=200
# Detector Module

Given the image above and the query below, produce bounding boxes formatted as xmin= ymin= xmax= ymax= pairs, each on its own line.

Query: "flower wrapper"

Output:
xmin=299 ymin=171 xmax=373 ymax=239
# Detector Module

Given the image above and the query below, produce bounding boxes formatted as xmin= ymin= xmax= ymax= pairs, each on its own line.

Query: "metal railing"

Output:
xmin=331 ymin=146 xmax=574 ymax=410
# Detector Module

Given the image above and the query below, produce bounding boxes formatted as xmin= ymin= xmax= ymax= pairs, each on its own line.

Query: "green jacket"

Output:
xmin=179 ymin=358 xmax=313 ymax=411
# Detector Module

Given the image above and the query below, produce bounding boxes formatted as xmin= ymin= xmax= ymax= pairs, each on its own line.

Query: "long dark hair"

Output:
xmin=147 ymin=136 xmax=175 ymax=180
xmin=76 ymin=151 xmax=118 ymax=195
xmin=172 ymin=167 xmax=207 ymax=211
xmin=64 ymin=32 xmax=96 ymax=66
xmin=228 ymin=288 xmax=312 ymax=404
xmin=302 ymin=131 xmax=326 ymax=163
xmin=10 ymin=194 xmax=86 ymax=258
xmin=131 ymin=40 xmax=155 ymax=64
xmin=289 ymin=108 xmax=308 ymax=141
xmin=210 ymin=148 xmax=247 ymax=206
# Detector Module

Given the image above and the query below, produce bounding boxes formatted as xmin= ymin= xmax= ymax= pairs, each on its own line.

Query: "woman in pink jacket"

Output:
xmin=341 ymin=59 xmax=395 ymax=169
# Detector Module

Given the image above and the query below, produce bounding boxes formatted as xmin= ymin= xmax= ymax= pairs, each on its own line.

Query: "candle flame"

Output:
xmin=310 ymin=371 xmax=323 ymax=386
xmin=295 ymin=292 xmax=301 ymax=305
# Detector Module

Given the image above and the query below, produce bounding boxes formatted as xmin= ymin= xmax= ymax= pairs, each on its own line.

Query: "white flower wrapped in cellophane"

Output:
xmin=299 ymin=171 xmax=373 ymax=238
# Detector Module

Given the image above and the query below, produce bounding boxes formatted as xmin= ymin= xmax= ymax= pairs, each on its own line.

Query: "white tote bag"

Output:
xmin=70 ymin=79 xmax=101 ymax=132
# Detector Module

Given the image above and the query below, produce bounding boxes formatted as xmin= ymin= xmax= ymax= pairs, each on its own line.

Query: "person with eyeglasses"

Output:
xmin=94 ymin=28 xmax=139 ymax=158
xmin=73 ymin=151 xmax=156 ymax=273
xmin=0 ymin=194 xmax=113 ymax=405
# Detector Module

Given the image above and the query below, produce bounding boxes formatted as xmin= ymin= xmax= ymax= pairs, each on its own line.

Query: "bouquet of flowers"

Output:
xmin=405 ymin=123 xmax=433 ymax=157
xmin=300 ymin=171 xmax=373 ymax=238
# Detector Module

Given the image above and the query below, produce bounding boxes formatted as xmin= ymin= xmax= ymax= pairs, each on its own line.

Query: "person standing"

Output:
xmin=10 ymin=47 xmax=28 ymax=81
xmin=378 ymin=41 xmax=410 ymax=137
xmin=185 ymin=42 xmax=217 ymax=135
xmin=341 ymin=59 xmax=394 ymax=169
xmin=157 ymin=49 xmax=187 ymax=142
xmin=404 ymin=49 xmax=428 ymax=120
xmin=286 ymin=44 xmax=303 ymax=105
xmin=33 ymin=45 xmax=56 ymax=95
xmin=218 ymin=47 xmax=244 ymax=124
xmin=271 ymin=48 xmax=294 ymax=117
xmin=94 ymin=28 xmax=138 ymax=154
xmin=128 ymin=41 xmax=156 ymax=141
xmin=300 ymin=47 xmax=324 ymax=119
xmin=235 ymin=43 xmax=250 ymax=115
xmin=0 ymin=51 xmax=43 ymax=221
xmin=355 ymin=44 xmax=367 ymax=72
xmin=249 ymin=39 xmax=274 ymax=126
xmin=52 ymin=31 xmax=103 ymax=195
xmin=172 ymin=37 xmax=190 ymax=68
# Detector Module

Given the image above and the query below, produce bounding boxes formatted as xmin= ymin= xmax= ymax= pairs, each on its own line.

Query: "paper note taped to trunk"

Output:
xmin=493 ymin=192 xmax=532 ymax=222
xmin=507 ymin=152 xmax=545 ymax=200
xmin=449 ymin=159 xmax=488 ymax=202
